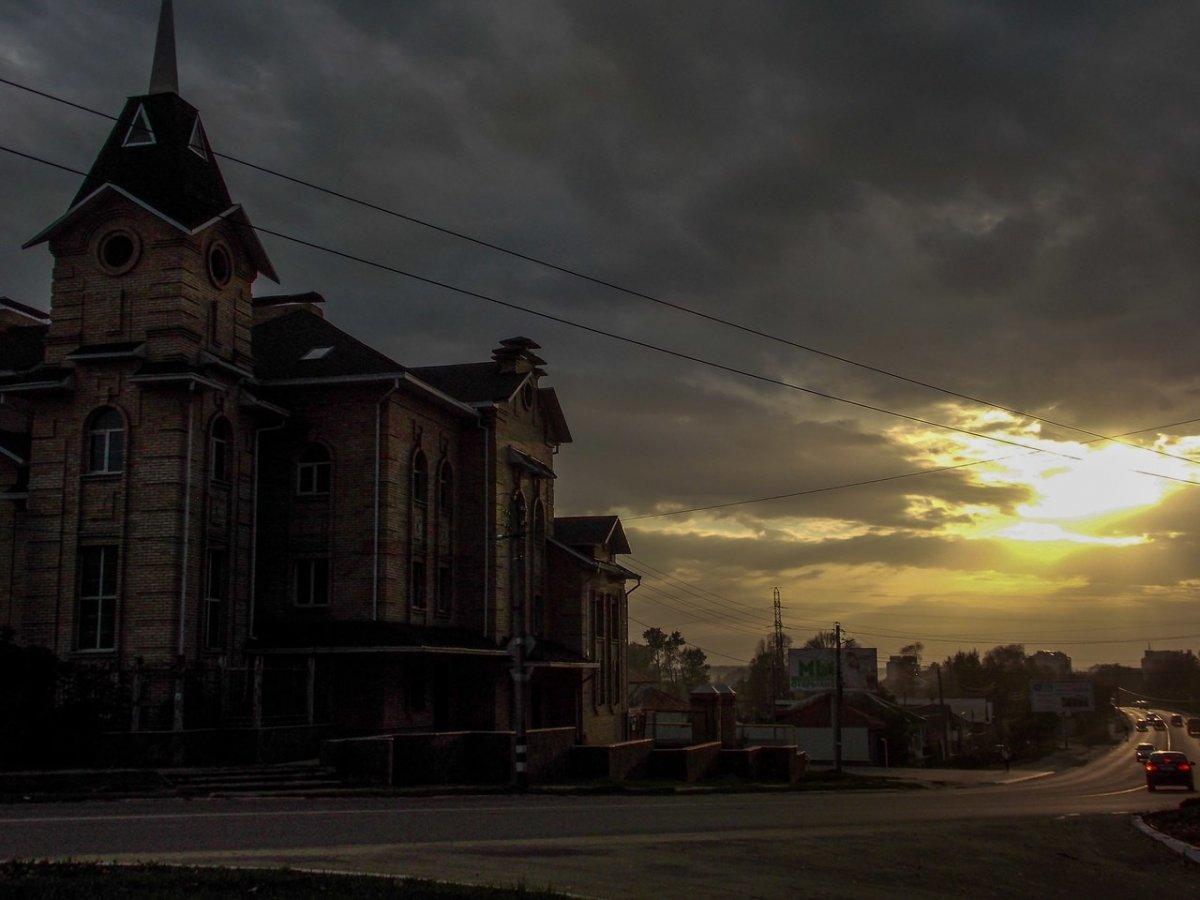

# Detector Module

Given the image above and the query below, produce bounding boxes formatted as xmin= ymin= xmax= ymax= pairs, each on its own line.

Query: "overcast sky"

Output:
xmin=4 ymin=1 xmax=1200 ymax=669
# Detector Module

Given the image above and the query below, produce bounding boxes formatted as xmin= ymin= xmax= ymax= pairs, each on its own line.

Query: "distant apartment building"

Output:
xmin=0 ymin=3 xmax=636 ymax=749
xmin=1142 ymin=649 xmax=1192 ymax=677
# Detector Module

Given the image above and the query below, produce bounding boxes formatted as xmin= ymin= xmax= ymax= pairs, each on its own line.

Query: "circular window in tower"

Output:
xmin=97 ymin=229 xmax=140 ymax=275
xmin=207 ymin=241 xmax=233 ymax=288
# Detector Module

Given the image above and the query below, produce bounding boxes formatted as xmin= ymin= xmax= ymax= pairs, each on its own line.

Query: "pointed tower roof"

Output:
xmin=22 ymin=1 xmax=277 ymax=281
xmin=148 ymin=0 xmax=179 ymax=94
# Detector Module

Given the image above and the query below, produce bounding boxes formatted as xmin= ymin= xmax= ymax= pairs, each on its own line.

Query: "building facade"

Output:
xmin=0 ymin=3 xmax=633 ymax=748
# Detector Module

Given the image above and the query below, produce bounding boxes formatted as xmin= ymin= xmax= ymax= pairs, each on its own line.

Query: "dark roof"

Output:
xmin=410 ymin=362 xmax=528 ymax=404
xmin=547 ymin=538 xmax=639 ymax=579
xmin=0 ymin=298 xmax=50 ymax=323
xmin=508 ymin=446 xmax=556 ymax=480
xmin=24 ymin=93 xmax=277 ymax=281
xmin=527 ymin=637 xmax=593 ymax=667
xmin=250 ymin=619 xmax=502 ymax=654
xmin=538 ymin=387 xmax=573 ymax=444
xmin=628 ymin=683 xmax=691 ymax=712
xmin=71 ymin=93 xmax=232 ymax=230
xmin=0 ymin=325 xmax=47 ymax=372
xmin=253 ymin=291 xmax=326 ymax=308
xmin=554 ymin=515 xmax=631 ymax=554
xmin=253 ymin=309 xmax=404 ymax=381
xmin=65 ymin=341 xmax=145 ymax=360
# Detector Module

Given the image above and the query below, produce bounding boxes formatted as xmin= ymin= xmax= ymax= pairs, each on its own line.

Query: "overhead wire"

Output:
xmin=2 ymin=74 xmax=1197 ymax=468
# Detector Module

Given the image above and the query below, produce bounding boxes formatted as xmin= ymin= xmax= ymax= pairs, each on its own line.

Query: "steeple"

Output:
xmin=148 ymin=0 xmax=179 ymax=95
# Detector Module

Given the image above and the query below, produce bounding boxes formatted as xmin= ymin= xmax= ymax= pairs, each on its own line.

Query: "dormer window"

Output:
xmin=301 ymin=347 xmax=333 ymax=361
xmin=123 ymin=104 xmax=156 ymax=147
xmin=188 ymin=118 xmax=208 ymax=160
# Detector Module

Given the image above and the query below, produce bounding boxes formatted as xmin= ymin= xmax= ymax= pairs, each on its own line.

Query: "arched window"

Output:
xmin=412 ymin=450 xmax=429 ymax=506
xmin=410 ymin=449 xmax=430 ymax=610
xmin=86 ymin=407 xmax=125 ymax=474
xmin=531 ymin=499 xmax=546 ymax=635
xmin=296 ymin=443 xmax=331 ymax=495
xmin=438 ymin=459 xmax=453 ymax=512
xmin=436 ymin=459 xmax=454 ymax=615
xmin=210 ymin=417 xmax=232 ymax=482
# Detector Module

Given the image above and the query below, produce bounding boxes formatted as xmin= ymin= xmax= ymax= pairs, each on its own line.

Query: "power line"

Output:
xmin=625 ymin=417 xmax=1200 ymax=520
xmin=841 ymin=624 xmax=1200 ymax=647
xmin=628 ymin=614 xmax=750 ymax=664
xmin=7 ymin=142 xmax=1200 ymax=498
xmin=3 ymin=74 xmax=1196 ymax=469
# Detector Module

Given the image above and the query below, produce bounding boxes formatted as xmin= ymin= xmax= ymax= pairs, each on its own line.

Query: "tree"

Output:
xmin=734 ymin=635 xmax=778 ymax=723
xmin=626 ymin=642 xmax=656 ymax=681
xmin=803 ymin=630 xmax=858 ymax=650
xmin=678 ymin=647 xmax=711 ymax=693
xmin=890 ymin=642 xmax=923 ymax=703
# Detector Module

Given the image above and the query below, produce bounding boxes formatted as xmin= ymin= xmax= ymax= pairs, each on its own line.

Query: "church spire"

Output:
xmin=148 ymin=0 xmax=178 ymax=94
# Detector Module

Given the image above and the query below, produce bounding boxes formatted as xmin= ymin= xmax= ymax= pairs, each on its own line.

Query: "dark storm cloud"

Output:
xmin=5 ymin=1 xmax=1200 ymax=664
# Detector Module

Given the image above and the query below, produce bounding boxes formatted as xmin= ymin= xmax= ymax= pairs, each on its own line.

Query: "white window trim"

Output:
xmin=89 ymin=425 xmax=125 ymax=474
xmin=123 ymin=104 xmax=156 ymax=147
xmin=296 ymin=459 xmax=331 ymax=495
xmin=294 ymin=557 xmax=330 ymax=607
xmin=301 ymin=346 xmax=334 ymax=361
xmin=79 ymin=546 xmax=118 ymax=651
xmin=188 ymin=117 xmax=208 ymax=160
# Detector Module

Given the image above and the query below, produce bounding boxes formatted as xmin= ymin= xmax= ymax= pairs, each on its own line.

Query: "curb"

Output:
xmin=1132 ymin=815 xmax=1200 ymax=864
xmin=994 ymin=770 xmax=1054 ymax=785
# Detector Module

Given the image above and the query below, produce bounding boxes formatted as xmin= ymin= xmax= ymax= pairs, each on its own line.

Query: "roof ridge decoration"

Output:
xmin=148 ymin=0 xmax=179 ymax=95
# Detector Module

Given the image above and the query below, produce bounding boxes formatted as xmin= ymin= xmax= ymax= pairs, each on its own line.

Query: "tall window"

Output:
xmin=531 ymin=500 xmax=546 ymax=634
xmin=595 ymin=591 xmax=607 ymax=704
xmin=210 ymin=418 xmax=232 ymax=482
xmin=294 ymin=557 xmax=330 ymax=607
xmin=86 ymin=408 xmax=125 ymax=474
xmin=508 ymin=491 xmax=527 ymax=631
xmin=296 ymin=444 xmax=331 ymax=495
xmin=411 ymin=450 xmax=429 ymax=610
xmin=204 ymin=550 xmax=228 ymax=649
xmin=610 ymin=594 xmax=621 ymax=708
xmin=78 ymin=546 xmax=118 ymax=650
xmin=436 ymin=460 xmax=454 ymax=614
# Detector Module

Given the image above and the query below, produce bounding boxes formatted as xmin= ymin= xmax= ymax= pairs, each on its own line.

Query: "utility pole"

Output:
xmin=833 ymin=621 xmax=843 ymax=774
xmin=771 ymin=588 xmax=784 ymax=715
xmin=935 ymin=662 xmax=949 ymax=762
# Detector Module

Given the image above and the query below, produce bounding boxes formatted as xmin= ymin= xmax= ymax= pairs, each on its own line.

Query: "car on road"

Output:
xmin=1171 ymin=714 xmax=1184 ymax=727
xmin=1136 ymin=742 xmax=1156 ymax=762
xmin=1189 ymin=718 xmax=1200 ymax=737
xmin=1135 ymin=719 xmax=1149 ymax=731
xmin=1153 ymin=719 xmax=1167 ymax=730
xmin=1146 ymin=751 xmax=1195 ymax=792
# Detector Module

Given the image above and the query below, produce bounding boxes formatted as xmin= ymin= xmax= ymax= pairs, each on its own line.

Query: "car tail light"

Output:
xmin=1146 ymin=764 xmax=1157 ymax=772
xmin=1180 ymin=763 xmax=1191 ymax=772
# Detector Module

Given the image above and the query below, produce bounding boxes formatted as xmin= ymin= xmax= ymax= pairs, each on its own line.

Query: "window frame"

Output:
xmin=203 ymin=549 xmax=229 ymax=650
xmin=293 ymin=556 xmax=331 ymax=608
xmin=78 ymin=545 xmax=118 ymax=651
xmin=209 ymin=417 xmax=233 ymax=483
xmin=86 ymin=407 xmax=126 ymax=475
xmin=296 ymin=444 xmax=332 ymax=496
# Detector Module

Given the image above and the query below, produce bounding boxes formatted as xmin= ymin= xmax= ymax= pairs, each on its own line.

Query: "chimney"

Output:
xmin=492 ymin=336 xmax=547 ymax=374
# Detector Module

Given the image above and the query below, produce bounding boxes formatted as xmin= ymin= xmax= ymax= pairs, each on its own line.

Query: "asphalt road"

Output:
xmin=1 ymin=706 xmax=1197 ymax=898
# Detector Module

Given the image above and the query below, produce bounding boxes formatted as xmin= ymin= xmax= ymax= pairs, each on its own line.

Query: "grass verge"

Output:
xmin=0 ymin=861 xmax=565 ymax=899
xmin=1143 ymin=798 xmax=1200 ymax=848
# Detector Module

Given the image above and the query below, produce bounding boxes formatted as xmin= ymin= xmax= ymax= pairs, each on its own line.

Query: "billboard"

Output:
xmin=1030 ymin=681 xmax=1094 ymax=713
xmin=789 ymin=647 xmax=878 ymax=692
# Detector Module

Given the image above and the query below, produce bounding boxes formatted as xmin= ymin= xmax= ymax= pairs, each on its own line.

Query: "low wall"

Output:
xmin=320 ymin=735 xmax=393 ymax=785
xmin=794 ymin=727 xmax=871 ymax=763
xmin=526 ymin=727 xmax=576 ymax=783
xmin=757 ymin=745 xmax=807 ymax=783
xmin=94 ymin=725 xmax=332 ymax=768
xmin=718 ymin=746 xmax=761 ymax=780
xmin=737 ymin=724 xmax=798 ymax=747
xmin=571 ymin=739 xmax=653 ymax=782
xmin=648 ymin=741 xmax=722 ymax=783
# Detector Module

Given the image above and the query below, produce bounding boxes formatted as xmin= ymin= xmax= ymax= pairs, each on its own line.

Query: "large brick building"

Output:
xmin=0 ymin=2 xmax=635 ymax=753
